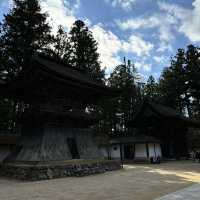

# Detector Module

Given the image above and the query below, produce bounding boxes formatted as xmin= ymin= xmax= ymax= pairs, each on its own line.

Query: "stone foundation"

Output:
xmin=0 ymin=160 xmax=121 ymax=181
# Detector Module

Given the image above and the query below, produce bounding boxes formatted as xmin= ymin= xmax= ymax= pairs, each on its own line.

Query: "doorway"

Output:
xmin=124 ymin=144 xmax=135 ymax=159
xmin=67 ymin=138 xmax=80 ymax=159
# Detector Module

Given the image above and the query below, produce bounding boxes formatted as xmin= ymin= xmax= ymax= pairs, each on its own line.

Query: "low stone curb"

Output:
xmin=0 ymin=160 xmax=122 ymax=181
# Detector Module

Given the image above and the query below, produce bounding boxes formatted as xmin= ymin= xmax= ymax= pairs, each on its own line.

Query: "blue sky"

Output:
xmin=0 ymin=0 xmax=200 ymax=81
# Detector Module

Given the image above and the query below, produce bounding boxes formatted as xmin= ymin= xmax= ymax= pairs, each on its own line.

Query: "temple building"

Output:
xmin=127 ymin=99 xmax=200 ymax=160
xmin=105 ymin=135 xmax=162 ymax=163
xmin=101 ymin=99 xmax=200 ymax=163
xmin=0 ymin=55 xmax=121 ymax=180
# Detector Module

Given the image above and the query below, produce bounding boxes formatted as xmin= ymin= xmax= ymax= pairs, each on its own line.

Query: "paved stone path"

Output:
xmin=155 ymin=183 xmax=200 ymax=200
xmin=0 ymin=161 xmax=200 ymax=200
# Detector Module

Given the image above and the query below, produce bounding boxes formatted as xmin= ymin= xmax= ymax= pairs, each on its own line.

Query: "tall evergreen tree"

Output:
xmin=159 ymin=49 xmax=187 ymax=114
xmin=0 ymin=0 xmax=52 ymax=79
xmin=0 ymin=0 xmax=52 ymax=133
xmin=159 ymin=67 xmax=175 ymax=107
xmin=68 ymin=20 xmax=104 ymax=82
xmin=144 ymin=75 xmax=159 ymax=100
xmin=106 ymin=59 xmax=140 ymax=135
xmin=50 ymin=25 xmax=71 ymax=62
xmin=185 ymin=44 xmax=200 ymax=118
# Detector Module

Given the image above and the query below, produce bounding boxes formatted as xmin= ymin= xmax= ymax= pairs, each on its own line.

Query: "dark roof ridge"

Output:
xmin=36 ymin=53 xmax=94 ymax=76
xmin=147 ymin=99 xmax=183 ymax=118
xmin=37 ymin=53 xmax=85 ymax=73
xmin=128 ymin=98 xmax=200 ymax=128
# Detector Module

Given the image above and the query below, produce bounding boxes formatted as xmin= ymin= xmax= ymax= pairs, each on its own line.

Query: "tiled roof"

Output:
xmin=128 ymin=98 xmax=200 ymax=128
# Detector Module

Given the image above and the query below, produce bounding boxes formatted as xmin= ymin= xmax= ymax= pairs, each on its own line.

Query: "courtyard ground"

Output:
xmin=0 ymin=160 xmax=200 ymax=200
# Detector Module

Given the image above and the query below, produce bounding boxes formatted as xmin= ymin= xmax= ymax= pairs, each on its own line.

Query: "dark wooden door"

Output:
xmin=124 ymin=144 xmax=134 ymax=159
xmin=67 ymin=138 xmax=80 ymax=159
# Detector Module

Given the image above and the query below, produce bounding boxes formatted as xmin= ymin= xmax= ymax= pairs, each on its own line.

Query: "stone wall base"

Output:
xmin=0 ymin=160 xmax=122 ymax=181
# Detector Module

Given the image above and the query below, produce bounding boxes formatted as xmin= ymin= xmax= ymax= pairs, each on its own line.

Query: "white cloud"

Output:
xmin=107 ymin=0 xmax=200 ymax=54
xmin=116 ymin=13 xmax=177 ymax=52
xmin=116 ymin=16 xmax=160 ymax=30
xmin=40 ymin=0 xmax=77 ymax=34
xmin=135 ymin=61 xmax=151 ymax=72
xmin=105 ymin=0 xmax=136 ymax=11
xmin=134 ymin=62 xmax=142 ymax=70
xmin=143 ymin=64 xmax=152 ymax=72
xmin=73 ymin=0 xmax=81 ymax=11
xmin=158 ymin=0 xmax=200 ymax=43
xmin=91 ymin=24 xmax=154 ymax=73
xmin=83 ymin=18 xmax=92 ymax=27
xmin=91 ymin=24 xmax=122 ymax=72
xmin=123 ymin=35 xmax=154 ymax=56
xmin=153 ymin=55 xmax=166 ymax=63
xmin=152 ymin=72 xmax=160 ymax=81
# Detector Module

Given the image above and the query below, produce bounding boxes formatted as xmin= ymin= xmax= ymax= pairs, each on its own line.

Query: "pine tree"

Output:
xmin=159 ymin=49 xmax=187 ymax=114
xmin=0 ymin=98 xmax=14 ymax=133
xmin=144 ymin=75 xmax=159 ymax=100
xmin=0 ymin=0 xmax=52 ymax=79
xmin=107 ymin=59 xmax=140 ymax=135
xmin=68 ymin=20 xmax=104 ymax=82
xmin=50 ymin=25 xmax=71 ymax=62
xmin=185 ymin=44 xmax=200 ymax=118
xmin=171 ymin=49 xmax=188 ymax=113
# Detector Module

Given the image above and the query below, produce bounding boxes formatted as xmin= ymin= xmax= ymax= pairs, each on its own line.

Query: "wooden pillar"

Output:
xmin=146 ymin=142 xmax=149 ymax=158
xmin=154 ymin=143 xmax=157 ymax=158
xmin=120 ymin=143 xmax=123 ymax=168
xmin=133 ymin=143 xmax=135 ymax=159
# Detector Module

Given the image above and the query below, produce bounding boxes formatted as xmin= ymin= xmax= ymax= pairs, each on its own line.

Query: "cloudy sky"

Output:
xmin=0 ymin=0 xmax=200 ymax=80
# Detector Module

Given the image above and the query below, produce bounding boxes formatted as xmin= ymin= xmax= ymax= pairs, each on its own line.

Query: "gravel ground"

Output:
xmin=0 ymin=161 xmax=200 ymax=200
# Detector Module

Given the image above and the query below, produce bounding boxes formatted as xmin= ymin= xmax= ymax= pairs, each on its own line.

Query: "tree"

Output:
xmin=159 ymin=49 xmax=187 ymax=114
xmin=144 ymin=75 xmax=159 ymax=100
xmin=0 ymin=0 xmax=52 ymax=80
xmin=49 ymin=25 xmax=71 ymax=62
xmin=0 ymin=98 xmax=14 ymax=133
xmin=0 ymin=0 xmax=52 ymax=133
xmin=68 ymin=20 xmax=104 ymax=82
xmin=105 ymin=58 xmax=140 ymax=135
xmin=185 ymin=44 xmax=200 ymax=118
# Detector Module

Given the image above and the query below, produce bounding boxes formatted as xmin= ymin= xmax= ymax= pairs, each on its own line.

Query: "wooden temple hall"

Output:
xmin=0 ymin=55 xmax=121 ymax=180
xmin=100 ymin=99 xmax=200 ymax=163
xmin=127 ymin=99 xmax=200 ymax=160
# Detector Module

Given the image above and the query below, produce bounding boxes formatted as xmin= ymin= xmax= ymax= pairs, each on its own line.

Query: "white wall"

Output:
xmin=149 ymin=143 xmax=155 ymax=157
xmin=100 ymin=143 xmax=162 ymax=160
xmin=155 ymin=143 xmax=162 ymax=157
xmin=100 ymin=145 xmax=121 ymax=159
xmin=110 ymin=144 xmax=121 ymax=159
xmin=149 ymin=143 xmax=162 ymax=158
xmin=135 ymin=144 xmax=147 ymax=158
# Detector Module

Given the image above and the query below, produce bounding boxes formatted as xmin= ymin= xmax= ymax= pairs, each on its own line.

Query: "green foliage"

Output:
xmin=159 ymin=49 xmax=188 ymax=114
xmin=185 ymin=44 xmax=200 ymax=118
xmin=49 ymin=25 xmax=71 ymax=62
xmin=68 ymin=20 xmax=104 ymax=82
xmin=144 ymin=75 xmax=159 ymax=100
xmin=0 ymin=98 xmax=14 ymax=133
xmin=0 ymin=0 xmax=52 ymax=79
xmin=158 ymin=45 xmax=200 ymax=118
xmin=102 ymin=59 xmax=141 ymax=135
xmin=0 ymin=0 xmax=52 ymax=133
